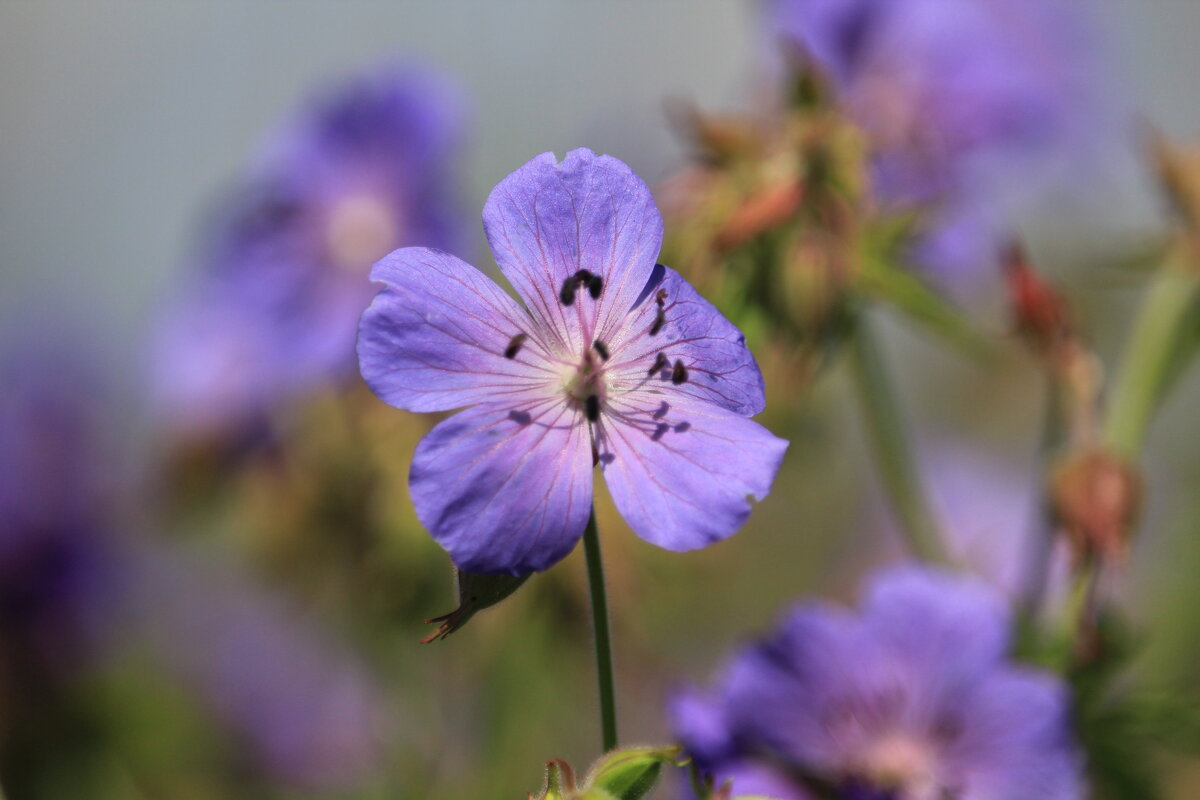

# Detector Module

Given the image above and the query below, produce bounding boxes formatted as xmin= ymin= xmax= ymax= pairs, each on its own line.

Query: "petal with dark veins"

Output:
xmin=482 ymin=148 xmax=663 ymax=356
xmin=409 ymin=399 xmax=593 ymax=575
xmin=359 ymin=247 xmax=558 ymax=413
xmin=597 ymin=393 xmax=787 ymax=551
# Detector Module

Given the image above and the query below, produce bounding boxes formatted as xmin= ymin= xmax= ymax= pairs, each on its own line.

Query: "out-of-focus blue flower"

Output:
xmin=128 ymin=548 xmax=387 ymax=791
xmin=152 ymin=61 xmax=467 ymax=433
xmin=358 ymin=149 xmax=788 ymax=575
xmin=0 ymin=337 xmax=121 ymax=678
xmin=921 ymin=445 xmax=1071 ymax=606
xmin=1 ymin=330 xmax=386 ymax=791
xmin=673 ymin=566 xmax=1083 ymax=799
xmin=770 ymin=0 xmax=1119 ymax=285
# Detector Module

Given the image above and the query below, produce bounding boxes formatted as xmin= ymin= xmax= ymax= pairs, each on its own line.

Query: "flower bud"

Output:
xmin=528 ymin=747 xmax=685 ymax=800
xmin=529 ymin=759 xmax=577 ymax=800
xmin=1003 ymin=245 xmax=1072 ymax=355
xmin=1050 ymin=449 xmax=1142 ymax=562
xmin=585 ymin=746 xmax=685 ymax=800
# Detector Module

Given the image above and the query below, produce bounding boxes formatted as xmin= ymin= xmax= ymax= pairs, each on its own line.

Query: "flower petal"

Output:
xmin=609 ymin=264 xmax=766 ymax=416
xmin=482 ymin=149 xmax=663 ymax=356
xmin=954 ymin=669 xmax=1082 ymax=800
xmin=409 ymin=399 xmax=593 ymax=574
xmin=358 ymin=247 xmax=560 ymax=413
xmin=597 ymin=394 xmax=787 ymax=551
xmin=862 ymin=566 xmax=1010 ymax=683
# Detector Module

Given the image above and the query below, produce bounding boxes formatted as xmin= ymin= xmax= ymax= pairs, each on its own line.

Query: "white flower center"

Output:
xmin=325 ymin=192 xmax=399 ymax=272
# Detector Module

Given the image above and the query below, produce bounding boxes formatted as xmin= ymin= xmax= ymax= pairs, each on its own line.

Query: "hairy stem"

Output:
xmin=583 ymin=505 xmax=618 ymax=751
xmin=848 ymin=314 xmax=953 ymax=566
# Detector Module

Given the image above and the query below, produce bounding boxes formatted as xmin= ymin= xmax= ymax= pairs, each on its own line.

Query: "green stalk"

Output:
xmin=1102 ymin=265 xmax=1200 ymax=456
xmin=582 ymin=505 xmax=618 ymax=751
xmin=847 ymin=314 xmax=953 ymax=566
xmin=1018 ymin=376 xmax=1066 ymax=621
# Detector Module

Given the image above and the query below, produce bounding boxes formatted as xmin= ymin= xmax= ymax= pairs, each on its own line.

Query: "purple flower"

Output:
xmin=0 ymin=331 xmax=385 ymax=791
xmin=770 ymin=0 xmax=1117 ymax=284
xmin=128 ymin=548 xmax=386 ymax=791
xmin=152 ymin=61 xmax=466 ymax=432
xmin=0 ymin=334 xmax=121 ymax=678
xmin=672 ymin=566 xmax=1083 ymax=800
xmin=358 ymin=149 xmax=788 ymax=574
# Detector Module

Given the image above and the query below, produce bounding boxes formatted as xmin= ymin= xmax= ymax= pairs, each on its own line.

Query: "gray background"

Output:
xmin=2 ymin=0 xmax=1198 ymax=377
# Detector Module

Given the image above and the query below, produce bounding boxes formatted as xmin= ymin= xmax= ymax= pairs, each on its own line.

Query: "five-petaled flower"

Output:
xmin=672 ymin=565 xmax=1083 ymax=800
xmin=358 ymin=149 xmax=788 ymax=575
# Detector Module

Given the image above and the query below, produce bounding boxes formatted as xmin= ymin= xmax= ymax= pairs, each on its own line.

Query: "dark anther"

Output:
xmin=504 ymin=332 xmax=528 ymax=359
xmin=671 ymin=359 xmax=689 ymax=385
xmin=562 ymin=270 xmax=602 ymax=305
xmin=584 ymin=394 xmax=601 ymax=423
xmin=648 ymin=352 xmax=669 ymax=376
xmin=559 ymin=276 xmax=577 ymax=306
xmin=592 ymin=340 xmax=610 ymax=361
xmin=655 ymin=288 xmax=668 ymax=307
xmin=649 ymin=307 xmax=666 ymax=336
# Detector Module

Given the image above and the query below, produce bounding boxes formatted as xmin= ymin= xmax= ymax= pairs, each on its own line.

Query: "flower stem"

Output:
xmin=1102 ymin=264 xmax=1200 ymax=456
xmin=582 ymin=505 xmax=618 ymax=751
xmin=1018 ymin=375 xmax=1066 ymax=621
xmin=848 ymin=314 xmax=952 ymax=566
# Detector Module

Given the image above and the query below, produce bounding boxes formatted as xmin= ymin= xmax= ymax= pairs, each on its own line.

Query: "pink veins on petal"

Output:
xmin=358 ymin=148 xmax=788 ymax=574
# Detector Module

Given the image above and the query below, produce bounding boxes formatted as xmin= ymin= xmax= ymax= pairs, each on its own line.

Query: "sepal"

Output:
xmin=421 ymin=568 xmax=530 ymax=642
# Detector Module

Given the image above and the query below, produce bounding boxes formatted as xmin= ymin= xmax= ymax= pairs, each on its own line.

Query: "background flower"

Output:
xmin=769 ymin=0 xmax=1123 ymax=285
xmin=151 ymin=61 xmax=467 ymax=433
xmin=673 ymin=565 xmax=1083 ymax=799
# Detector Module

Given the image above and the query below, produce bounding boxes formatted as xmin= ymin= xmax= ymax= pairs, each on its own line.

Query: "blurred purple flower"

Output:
xmin=920 ymin=444 xmax=1071 ymax=607
xmin=0 ymin=335 xmax=122 ymax=678
xmin=152 ymin=61 xmax=467 ymax=432
xmin=129 ymin=548 xmax=386 ymax=791
xmin=1 ymin=330 xmax=384 ymax=791
xmin=770 ymin=0 xmax=1118 ymax=284
xmin=358 ymin=148 xmax=788 ymax=574
xmin=673 ymin=566 xmax=1083 ymax=800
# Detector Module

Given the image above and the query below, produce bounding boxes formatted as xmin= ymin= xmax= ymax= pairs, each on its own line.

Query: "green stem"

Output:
xmin=582 ymin=505 xmax=618 ymax=751
xmin=1018 ymin=376 xmax=1066 ymax=621
xmin=1102 ymin=265 xmax=1200 ymax=456
xmin=848 ymin=314 xmax=953 ymax=566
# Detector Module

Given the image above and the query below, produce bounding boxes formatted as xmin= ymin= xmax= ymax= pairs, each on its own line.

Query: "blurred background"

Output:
xmin=3 ymin=1 xmax=1200 ymax=798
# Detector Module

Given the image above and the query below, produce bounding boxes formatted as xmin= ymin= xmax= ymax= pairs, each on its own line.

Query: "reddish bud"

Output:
xmin=1003 ymin=245 xmax=1072 ymax=354
xmin=1050 ymin=449 xmax=1142 ymax=563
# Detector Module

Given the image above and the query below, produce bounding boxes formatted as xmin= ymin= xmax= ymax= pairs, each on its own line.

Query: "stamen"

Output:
xmin=560 ymin=277 xmax=577 ymax=306
xmin=584 ymin=394 xmax=601 ymax=423
xmin=649 ymin=307 xmax=666 ymax=336
xmin=592 ymin=340 xmax=610 ymax=361
xmin=655 ymin=288 xmax=668 ymax=307
xmin=587 ymin=273 xmax=603 ymax=299
xmin=648 ymin=352 xmax=669 ymax=376
xmin=671 ymin=359 xmax=689 ymax=385
xmin=503 ymin=332 xmax=528 ymax=359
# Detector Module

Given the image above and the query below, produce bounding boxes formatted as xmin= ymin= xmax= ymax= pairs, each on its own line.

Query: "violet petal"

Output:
xmin=409 ymin=399 xmax=593 ymax=574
